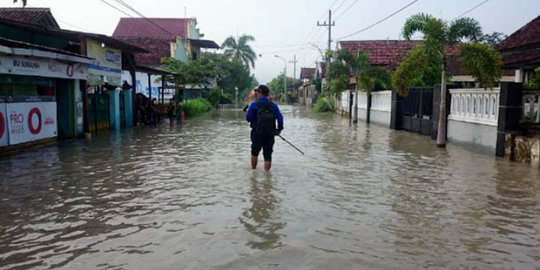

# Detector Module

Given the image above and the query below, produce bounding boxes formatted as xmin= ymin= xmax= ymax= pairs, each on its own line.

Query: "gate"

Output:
xmin=88 ymin=92 xmax=110 ymax=133
xmin=402 ymin=87 xmax=433 ymax=136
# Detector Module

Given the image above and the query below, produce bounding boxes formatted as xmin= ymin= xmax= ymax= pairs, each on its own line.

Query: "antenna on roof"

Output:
xmin=184 ymin=6 xmax=187 ymax=18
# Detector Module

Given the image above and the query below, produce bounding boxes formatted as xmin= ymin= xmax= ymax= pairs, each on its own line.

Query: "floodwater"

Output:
xmin=0 ymin=105 xmax=539 ymax=270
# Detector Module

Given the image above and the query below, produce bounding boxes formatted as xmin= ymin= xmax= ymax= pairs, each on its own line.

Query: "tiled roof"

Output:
xmin=496 ymin=15 xmax=540 ymax=51
xmin=0 ymin=8 xmax=59 ymax=28
xmin=496 ymin=15 xmax=540 ymax=67
xmin=113 ymin=18 xmax=190 ymax=39
xmin=300 ymin=68 xmax=316 ymax=79
xmin=115 ymin=37 xmax=171 ymax=66
xmin=339 ymin=40 xmax=421 ymax=68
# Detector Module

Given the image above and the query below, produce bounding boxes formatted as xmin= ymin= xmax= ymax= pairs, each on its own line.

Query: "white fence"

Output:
xmin=371 ymin=91 xmax=392 ymax=112
xmin=449 ymin=88 xmax=500 ymax=126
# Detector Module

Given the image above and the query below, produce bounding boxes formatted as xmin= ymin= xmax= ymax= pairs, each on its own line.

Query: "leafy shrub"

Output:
xmin=182 ymin=98 xmax=212 ymax=117
xmin=314 ymin=97 xmax=336 ymax=113
xmin=207 ymin=88 xmax=221 ymax=108
xmin=524 ymin=67 xmax=540 ymax=89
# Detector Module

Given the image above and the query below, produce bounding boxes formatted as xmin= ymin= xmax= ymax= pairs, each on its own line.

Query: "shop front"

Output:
xmin=86 ymin=39 xmax=132 ymax=132
xmin=0 ymin=44 xmax=90 ymax=150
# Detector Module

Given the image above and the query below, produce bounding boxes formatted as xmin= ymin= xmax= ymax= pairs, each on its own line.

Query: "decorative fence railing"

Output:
xmin=522 ymin=89 xmax=540 ymax=123
xmin=449 ymin=88 xmax=500 ymax=126
xmin=371 ymin=91 xmax=391 ymax=112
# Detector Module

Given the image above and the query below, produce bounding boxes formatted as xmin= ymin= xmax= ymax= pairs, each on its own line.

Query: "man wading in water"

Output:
xmin=246 ymin=85 xmax=284 ymax=171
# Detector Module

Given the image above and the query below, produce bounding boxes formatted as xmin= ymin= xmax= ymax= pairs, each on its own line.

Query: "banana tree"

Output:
xmin=393 ymin=13 xmax=502 ymax=147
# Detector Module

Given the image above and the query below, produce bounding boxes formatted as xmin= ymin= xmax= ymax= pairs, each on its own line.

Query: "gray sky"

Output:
xmin=2 ymin=0 xmax=539 ymax=83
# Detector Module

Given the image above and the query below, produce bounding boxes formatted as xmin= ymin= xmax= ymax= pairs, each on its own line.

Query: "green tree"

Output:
xmin=161 ymin=54 xmax=217 ymax=100
xmin=480 ymin=32 xmax=507 ymax=47
xmin=327 ymin=49 xmax=352 ymax=97
xmin=268 ymin=74 xmax=300 ymax=95
xmin=349 ymin=51 xmax=391 ymax=122
xmin=393 ymin=13 xmax=502 ymax=147
xmin=221 ymin=35 xmax=258 ymax=69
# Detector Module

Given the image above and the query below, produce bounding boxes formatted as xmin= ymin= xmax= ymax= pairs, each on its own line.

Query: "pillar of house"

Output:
xmin=496 ymin=82 xmax=523 ymax=157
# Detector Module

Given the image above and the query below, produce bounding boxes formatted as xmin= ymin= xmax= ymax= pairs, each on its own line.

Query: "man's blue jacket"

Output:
xmin=246 ymin=97 xmax=284 ymax=131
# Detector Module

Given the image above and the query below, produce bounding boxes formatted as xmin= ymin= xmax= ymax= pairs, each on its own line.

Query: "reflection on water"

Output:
xmin=239 ymin=172 xmax=285 ymax=250
xmin=0 ymin=105 xmax=539 ymax=270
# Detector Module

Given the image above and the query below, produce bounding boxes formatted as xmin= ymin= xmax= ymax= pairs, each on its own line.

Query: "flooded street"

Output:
xmin=0 ymin=105 xmax=539 ymax=270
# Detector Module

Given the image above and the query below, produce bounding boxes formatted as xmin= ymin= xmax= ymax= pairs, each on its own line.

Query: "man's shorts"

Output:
xmin=251 ymin=131 xmax=275 ymax=161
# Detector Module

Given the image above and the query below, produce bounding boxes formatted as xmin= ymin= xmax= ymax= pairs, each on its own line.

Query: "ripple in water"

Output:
xmin=0 ymin=105 xmax=539 ymax=270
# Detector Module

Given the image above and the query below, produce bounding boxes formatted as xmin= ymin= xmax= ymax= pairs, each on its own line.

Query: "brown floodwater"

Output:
xmin=0 ymin=105 xmax=539 ymax=270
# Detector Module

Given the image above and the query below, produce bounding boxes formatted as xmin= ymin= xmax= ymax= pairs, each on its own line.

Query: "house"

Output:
xmin=339 ymin=40 xmax=478 ymax=86
xmin=297 ymin=67 xmax=317 ymax=106
xmin=300 ymin=67 xmax=316 ymax=84
xmin=113 ymin=18 xmax=219 ymax=100
xmin=339 ymin=40 xmax=420 ymax=69
xmin=0 ymin=7 xmax=59 ymax=28
xmin=496 ymin=15 xmax=540 ymax=83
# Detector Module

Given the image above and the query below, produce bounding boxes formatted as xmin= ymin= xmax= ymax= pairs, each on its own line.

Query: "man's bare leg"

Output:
xmin=264 ymin=161 xmax=271 ymax=171
xmin=251 ymin=156 xmax=258 ymax=169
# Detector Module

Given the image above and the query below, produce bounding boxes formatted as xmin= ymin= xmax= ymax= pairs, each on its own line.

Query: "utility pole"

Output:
xmin=289 ymin=55 xmax=298 ymax=81
xmin=317 ymin=10 xmax=335 ymax=95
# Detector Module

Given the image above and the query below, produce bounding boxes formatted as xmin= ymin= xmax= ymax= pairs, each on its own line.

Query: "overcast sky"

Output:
xmin=2 ymin=0 xmax=539 ymax=83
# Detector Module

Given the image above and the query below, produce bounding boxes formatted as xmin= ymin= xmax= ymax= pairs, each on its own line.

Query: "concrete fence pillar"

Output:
xmin=431 ymin=85 xmax=451 ymax=140
xmin=390 ymin=90 xmax=403 ymax=130
xmin=496 ymin=82 xmax=523 ymax=157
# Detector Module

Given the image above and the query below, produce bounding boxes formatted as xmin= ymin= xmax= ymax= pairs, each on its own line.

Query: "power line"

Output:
xmin=332 ymin=0 xmax=349 ymax=15
xmin=338 ymin=0 xmax=420 ymax=40
xmin=111 ymin=0 xmax=177 ymax=37
xmin=99 ymin=0 xmax=133 ymax=17
xmin=56 ymin=18 xmax=91 ymax=32
xmin=455 ymin=0 xmax=491 ymax=19
xmin=334 ymin=0 xmax=361 ymax=21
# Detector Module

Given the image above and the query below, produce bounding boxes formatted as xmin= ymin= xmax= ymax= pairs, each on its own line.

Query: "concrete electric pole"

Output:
xmin=289 ymin=55 xmax=298 ymax=81
xmin=317 ymin=10 xmax=335 ymax=95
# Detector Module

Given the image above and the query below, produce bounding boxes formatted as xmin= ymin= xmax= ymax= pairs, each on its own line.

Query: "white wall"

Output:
xmin=338 ymin=90 xmax=390 ymax=126
xmin=447 ymin=88 xmax=500 ymax=153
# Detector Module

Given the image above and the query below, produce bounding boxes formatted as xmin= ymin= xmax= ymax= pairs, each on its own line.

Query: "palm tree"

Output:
xmin=221 ymin=35 xmax=257 ymax=69
xmin=13 ymin=0 xmax=27 ymax=6
xmin=393 ymin=13 xmax=502 ymax=147
xmin=351 ymin=52 xmax=390 ymax=123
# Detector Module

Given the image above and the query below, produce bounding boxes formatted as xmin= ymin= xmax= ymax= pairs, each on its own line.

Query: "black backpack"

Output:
xmin=255 ymin=101 xmax=276 ymax=136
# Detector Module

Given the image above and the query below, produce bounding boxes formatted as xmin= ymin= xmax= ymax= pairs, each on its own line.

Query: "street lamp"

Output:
xmin=274 ymin=55 xmax=287 ymax=100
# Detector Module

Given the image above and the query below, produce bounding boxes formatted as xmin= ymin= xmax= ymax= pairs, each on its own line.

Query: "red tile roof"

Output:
xmin=496 ymin=15 xmax=540 ymax=51
xmin=339 ymin=40 xmax=421 ymax=68
xmin=113 ymin=18 xmax=190 ymax=39
xmin=300 ymin=68 xmax=316 ymax=79
xmin=0 ymin=8 xmax=59 ymax=28
xmin=115 ymin=37 xmax=171 ymax=66
xmin=496 ymin=15 xmax=540 ymax=68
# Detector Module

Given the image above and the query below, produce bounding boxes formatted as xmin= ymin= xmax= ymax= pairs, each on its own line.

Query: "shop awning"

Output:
xmin=189 ymin=39 xmax=220 ymax=49
xmin=0 ymin=37 xmax=93 ymax=64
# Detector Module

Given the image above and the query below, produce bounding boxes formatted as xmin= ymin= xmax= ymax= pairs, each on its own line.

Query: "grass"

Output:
xmin=182 ymin=98 xmax=213 ymax=117
xmin=314 ymin=96 xmax=336 ymax=113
